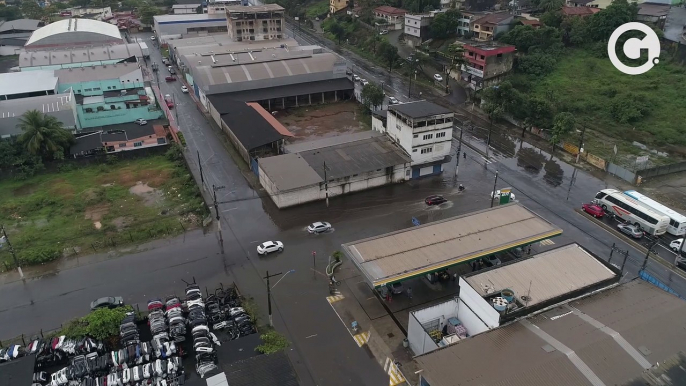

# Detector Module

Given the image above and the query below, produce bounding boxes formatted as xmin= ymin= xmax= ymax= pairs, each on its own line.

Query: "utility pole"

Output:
xmin=1 ymin=225 xmax=22 ymax=279
xmin=212 ymin=185 xmax=225 ymax=254
xmin=576 ymin=125 xmax=586 ymax=163
xmin=490 ymin=170 xmax=499 ymax=208
xmin=641 ymin=239 xmax=660 ymax=272
xmin=172 ymin=93 xmax=179 ymax=122
xmin=455 ymin=125 xmax=463 ymax=180
xmin=323 ymin=161 xmax=330 ymax=207
xmin=197 ymin=150 xmax=205 ymax=189
xmin=407 ymin=59 xmax=418 ymax=98
xmin=486 ymin=118 xmax=493 ymax=163
xmin=264 ymin=271 xmax=282 ymax=327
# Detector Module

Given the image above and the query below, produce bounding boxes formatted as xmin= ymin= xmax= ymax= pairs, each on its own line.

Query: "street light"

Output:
xmin=213 ymin=185 xmax=225 ymax=254
xmin=272 ymin=269 xmax=295 ymax=289
xmin=264 ymin=270 xmax=295 ymax=327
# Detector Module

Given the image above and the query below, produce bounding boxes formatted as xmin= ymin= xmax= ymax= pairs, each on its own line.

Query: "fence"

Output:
xmin=607 ymin=162 xmax=637 ymax=184
xmin=637 ymin=160 xmax=686 ymax=181
xmin=638 ymin=269 xmax=683 ymax=299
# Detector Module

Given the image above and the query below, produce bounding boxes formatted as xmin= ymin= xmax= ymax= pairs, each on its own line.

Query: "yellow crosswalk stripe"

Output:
xmin=384 ymin=358 xmax=406 ymax=386
xmin=326 ymin=295 xmax=344 ymax=304
xmin=539 ymin=239 xmax=555 ymax=246
xmin=353 ymin=331 xmax=370 ymax=347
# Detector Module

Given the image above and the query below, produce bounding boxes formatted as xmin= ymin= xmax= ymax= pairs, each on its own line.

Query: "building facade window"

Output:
xmin=119 ymin=143 xmax=126 ymax=147
xmin=423 ymin=133 xmax=433 ymax=140
xmin=421 ymin=147 xmax=433 ymax=154
xmin=134 ymin=141 xmax=143 ymax=147
xmin=436 ymin=132 xmax=446 ymax=138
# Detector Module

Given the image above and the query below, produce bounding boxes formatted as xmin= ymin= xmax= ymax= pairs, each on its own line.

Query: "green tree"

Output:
xmin=139 ymin=4 xmax=162 ymax=25
xmin=523 ymin=96 xmax=554 ymax=136
xmin=366 ymin=34 xmax=382 ymax=54
xmin=538 ymin=0 xmax=564 ymax=12
xmin=560 ymin=15 xmax=589 ymax=46
xmin=539 ymin=10 xmax=563 ymax=28
xmin=586 ymin=0 xmax=638 ymax=41
xmin=17 ymin=110 xmax=74 ymax=160
xmin=327 ymin=20 xmax=347 ymax=44
xmin=445 ymin=44 xmax=466 ymax=80
xmin=256 ymin=330 xmax=290 ymax=354
xmin=549 ymin=112 xmax=575 ymax=152
xmin=379 ymin=41 xmax=399 ymax=71
xmin=21 ymin=0 xmax=44 ymax=19
xmin=516 ymin=53 xmax=558 ymax=76
xmin=430 ymin=9 xmax=460 ymax=39
xmin=361 ymin=83 xmax=385 ymax=111
xmin=0 ymin=4 xmax=24 ymax=20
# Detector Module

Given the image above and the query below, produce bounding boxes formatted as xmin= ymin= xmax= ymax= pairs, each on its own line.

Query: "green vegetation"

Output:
xmin=0 ymin=148 xmax=206 ymax=270
xmin=361 ymin=83 xmax=385 ymax=112
xmin=255 ymin=330 xmax=290 ymax=354
xmin=59 ymin=307 xmax=133 ymax=341
xmin=305 ymin=0 xmax=328 ymax=19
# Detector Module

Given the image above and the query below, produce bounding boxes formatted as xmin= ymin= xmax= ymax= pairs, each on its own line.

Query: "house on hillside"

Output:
xmin=404 ymin=13 xmax=434 ymax=47
xmin=471 ymin=13 xmax=513 ymax=41
xmin=517 ymin=19 xmax=541 ymax=28
xmin=330 ymin=0 xmax=349 ymax=15
xmin=461 ymin=42 xmax=515 ymax=90
xmin=561 ymin=6 xmax=601 ymax=17
xmin=374 ymin=6 xmax=408 ymax=30
xmin=566 ymin=0 xmax=594 ymax=7
xmin=637 ymin=3 xmax=670 ymax=28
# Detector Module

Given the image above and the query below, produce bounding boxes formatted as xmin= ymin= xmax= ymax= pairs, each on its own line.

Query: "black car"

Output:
xmin=425 ymin=195 xmax=447 ymax=206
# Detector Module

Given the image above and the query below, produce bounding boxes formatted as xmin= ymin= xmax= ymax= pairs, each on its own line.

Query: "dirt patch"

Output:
xmin=49 ymin=179 xmax=75 ymax=199
xmin=112 ymin=216 xmax=134 ymax=231
xmin=85 ymin=203 xmax=111 ymax=229
xmin=13 ymin=183 xmax=38 ymax=197
xmin=276 ymin=102 xmax=368 ymax=143
xmin=138 ymin=169 xmax=172 ymax=188
xmin=129 ymin=182 xmax=164 ymax=207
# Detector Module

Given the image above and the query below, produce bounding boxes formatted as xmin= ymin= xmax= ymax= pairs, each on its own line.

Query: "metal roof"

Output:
xmin=0 ymin=93 xmax=77 ymax=137
xmin=206 ymin=78 xmax=353 ymax=103
xmin=415 ymin=280 xmax=686 ymax=386
xmin=55 ymin=63 xmax=142 ymax=84
xmin=19 ymin=43 xmax=143 ymax=68
xmin=388 ymin=100 xmax=452 ymax=119
xmin=464 ymin=244 xmax=615 ymax=308
xmin=153 ymin=13 xmax=226 ymax=23
xmin=285 ymin=131 xmax=382 ymax=153
xmin=0 ymin=19 xmax=41 ymax=33
xmin=26 ymin=18 xmax=121 ymax=46
xmin=258 ymin=153 xmax=324 ymax=191
xmin=299 ymin=135 xmax=411 ymax=180
xmin=225 ymin=4 xmax=284 ymax=12
xmin=0 ymin=70 xmax=57 ymax=96
xmin=219 ymin=100 xmax=284 ymax=151
xmin=342 ymin=203 xmax=562 ymax=288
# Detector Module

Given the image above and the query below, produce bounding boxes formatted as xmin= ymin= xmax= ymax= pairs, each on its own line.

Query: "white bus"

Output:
xmin=594 ymin=189 xmax=669 ymax=236
xmin=623 ymin=190 xmax=686 ymax=236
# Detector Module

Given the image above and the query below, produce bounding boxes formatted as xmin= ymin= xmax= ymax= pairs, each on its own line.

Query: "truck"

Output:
xmin=138 ymin=41 xmax=150 ymax=58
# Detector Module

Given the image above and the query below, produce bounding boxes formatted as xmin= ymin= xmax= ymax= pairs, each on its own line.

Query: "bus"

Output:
xmin=623 ymin=190 xmax=686 ymax=236
xmin=594 ymin=189 xmax=669 ymax=236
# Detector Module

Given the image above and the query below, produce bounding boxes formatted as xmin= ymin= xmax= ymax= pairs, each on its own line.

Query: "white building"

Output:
xmin=404 ymin=14 xmax=433 ymax=47
xmin=172 ymin=4 xmax=201 ymax=14
xmin=373 ymin=101 xmax=454 ymax=178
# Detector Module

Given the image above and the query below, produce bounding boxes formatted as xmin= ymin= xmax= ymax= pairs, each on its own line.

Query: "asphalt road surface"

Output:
xmin=2 ymin=29 xmax=686 ymax=386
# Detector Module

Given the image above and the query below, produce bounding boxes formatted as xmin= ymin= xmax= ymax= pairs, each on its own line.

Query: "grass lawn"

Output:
xmin=0 ymin=153 xmax=206 ymax=270
xmin=161 ymin=46 xmax=170 ymax=59
xmin=526 ymin=49 xmax=686 ymax=156
xmin=305 ymin=0 xmax=328 ymax=19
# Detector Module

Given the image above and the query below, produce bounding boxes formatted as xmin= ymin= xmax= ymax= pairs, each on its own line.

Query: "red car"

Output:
xmin=165 ymin=76 xmax=176 ymax=82
xmin=425 ymin=195 xmax=447 ymax=206
xmin=582 ymin=203 xmax=604 ymax=218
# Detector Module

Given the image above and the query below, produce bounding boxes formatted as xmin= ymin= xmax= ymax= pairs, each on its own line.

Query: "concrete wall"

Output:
xmin=408 ymin=309 xmax=440 ymax=356
xmin=483 ymin=53 xmax=514 ymax=80
xmin=0 ymin=45 xmax=22 ymax=56
xmin=458 ymin=277 xmax=500 ymax=329
xmin=155 ymin=19 xmax=227 ymax=39
xmin=456 ymin=297 xmax=489 ymax=336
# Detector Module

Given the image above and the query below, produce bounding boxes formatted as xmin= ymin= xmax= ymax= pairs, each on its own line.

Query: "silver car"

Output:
xmin=307 ymin=221 xmax=331 ymax=234
xmin=617 ymin=223 xmax=644 ymax=239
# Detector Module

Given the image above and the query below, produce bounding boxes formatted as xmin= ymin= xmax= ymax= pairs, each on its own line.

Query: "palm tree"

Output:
xmin=17 ymin=110 xmax=74 ymax=159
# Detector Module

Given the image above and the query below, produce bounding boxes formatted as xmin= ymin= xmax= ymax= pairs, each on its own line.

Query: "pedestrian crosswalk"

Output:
xmin=539 ymin=239 xmax=556 ymax=246
xmin=353 ymin=331 xmax=370 ymax=347
xmin=326 ymin=294 xmax=344 ymax=304
xmin=384 ymin=358 xmax=406 ymax=386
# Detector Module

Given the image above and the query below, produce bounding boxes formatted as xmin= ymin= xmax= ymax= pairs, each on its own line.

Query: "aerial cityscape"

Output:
xmin=0 ymin=0 xmax=686 ymax=385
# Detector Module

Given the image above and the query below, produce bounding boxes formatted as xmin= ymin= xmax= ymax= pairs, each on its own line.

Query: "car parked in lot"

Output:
xmin=353 ymin=75 xmax=360 ymax=82
xmin=361 ymin=79 xmax=369 ymax=86
xmin=307 ymin=221 xmax=332 ymax=234
xmin=425 ymin=195 xmax=447 ymax=206
xmin=257 ymin=241 xmax=283 ymax=255
xmin=388 ymin=96 xmax=399 ymax=104
xmin=582 ymin=203 xmax=604 ymax=218
xmin=90 ymin=296 xmax=124 ymax=310
xmin=483 ymin=255 xmax=501 ymax=267
xmin=670 ymin=238 xmax=684 ymax=252
xmin=491 ymin=190 xmax=516 ymax=202
xmin=433 ymin=74 xmax=443 ymax=82
xmin=388 ymin=282 xmax=403 ymax=295
xmin=134 ymin=118 xmax=147 ymax=125
xmin=617 ymin=223 xmax=644 ymax=239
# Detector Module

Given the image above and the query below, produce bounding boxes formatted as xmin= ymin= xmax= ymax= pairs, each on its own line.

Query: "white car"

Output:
xmin=134 ymin=118 xmax=147 ymax=125
xmin=379 ymin=29 xmax=388 ymax=35
xmin=433 ymin=74 xmax=443 ymax=82
xmin=150 ymin=36 xmax=156 ymax=41
xmin=181 ymin=85 xmax=188 ymax=93
xmin=307 ymin=221 xmax=332 ymax=234
xmin=257 ymin=241 xmax=283 ymax=255
xmin=491 ymin=190 xmax=516 ymax=202
xmin=361 ymin=79 xmax=369 ymax=86
xmin=670 ymin=238 xmax=684 ymax=252
xmin=388 ymin=96 xmax=399 ymax=104
xmin=353 ymin=75 xmax=361 ymax=82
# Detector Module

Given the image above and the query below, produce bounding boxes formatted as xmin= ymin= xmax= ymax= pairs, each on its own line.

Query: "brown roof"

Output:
xmin=638 ymin=3 xmax=670 ymax=17
xmin=247 ymin=102 xmax=294 ymax=137
xmin=519 ymin=19 xmax=542 ymax=26
xmin=472 ymin=12 xmax=512 ymax=26
xmin=562 ymin=6 xmax=599 ymax=16
xmin=416 ymin=280 xmax=686 ymax=386
xmin=374 ymin=6 xmax=408 ymax=16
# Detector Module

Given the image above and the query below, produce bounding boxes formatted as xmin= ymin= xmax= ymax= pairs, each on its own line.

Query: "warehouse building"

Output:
xmin=0 ymin=91 xmax=78 ymax=137
xmin=0 ymin=19 xmax=43 ymax=56
xmin=258 ymin=132 xmax=412 ymax=208
xmin=0 ymin=70 xmax=58 ymax=100
xmin=18 ymin=43 xmax=143 ymax=71
xmin=153 ymin=13 xmax=228 ymax=42
xmin=24 ymin=18 xmax=123 ymax=50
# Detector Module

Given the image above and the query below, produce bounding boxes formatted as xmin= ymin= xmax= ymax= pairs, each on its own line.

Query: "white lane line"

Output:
xmin=305 ymin=334 xmax=317 ymax=339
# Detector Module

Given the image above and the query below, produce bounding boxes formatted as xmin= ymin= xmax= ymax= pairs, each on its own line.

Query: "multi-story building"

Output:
xmin=226 ymin=4 xmax=285 ymax=42
xmin=374 ymin=6 xmax=408 ymax=30
xmin=460 ymin=42 xmax=515 ymax=90
xmin=330 ymin=0 xmax=349 ymax=15
xmin=457 ymin=11 xmax=482 ymax=37
xmin=404 ymin=13 xmax=433 ymax=47
xmin=373 ymin=101 xmax=454 ymax=178
xmin=471 ymin=12 xmax=513 ymax=41
xmin=55 ymin=63 xmax=163 ymax=129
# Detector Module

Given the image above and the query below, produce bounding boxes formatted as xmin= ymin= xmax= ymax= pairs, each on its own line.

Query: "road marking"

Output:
xmin=353 ymin=331 xmax=370 ymax=347
xmin=384 ymin=358 xmax=406 ymax=386
xmin=222 ymin=208 xmax=237 ymax=212
xmin=480 ymin=156 xmax=492 ymax=164
xmin=326 ymin=294 xmax=344 ymax=304
xmin=305 ymin=334 xmax=317 ymax=339
xmin=539 ymin=239 xmax=556 ymax=246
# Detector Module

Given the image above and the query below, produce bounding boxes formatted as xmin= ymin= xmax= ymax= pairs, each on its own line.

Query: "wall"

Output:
xmin=371 ymin=115 xmax=385 ymax=133
xmin=458 ymin=277 xmax=500 ymax=329
xmin=638 ymin=160 xmax=686 ymax=181
xmin=456 ymin=297 xmax=489 ymax=335
xmin=155 ymin=19 xmax=227 ymax=38
xmin=0 ymin=44 xmax=22 ymax=56
xmin=483 ymin=52 xmax=513 ymax=80
xmin=408 ymin=309 xmax=440 ymax=356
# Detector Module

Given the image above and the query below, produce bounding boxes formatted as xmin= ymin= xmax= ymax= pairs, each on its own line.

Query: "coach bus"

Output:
xmin=623 ymin=190 xmax=686 ymax=236
xmin=594 ymin=189 xmax=669 ymax=236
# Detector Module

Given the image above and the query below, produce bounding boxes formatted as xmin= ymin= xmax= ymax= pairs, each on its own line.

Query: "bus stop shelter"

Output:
xmin=341 ymin=203 xmax=563 ymax=289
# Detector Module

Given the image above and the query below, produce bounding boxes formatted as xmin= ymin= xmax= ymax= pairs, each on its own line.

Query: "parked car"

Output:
xmin=491 ymin=190 xmax=516 ymax=202
xmin=162 ymin=58 xmax=169 ymax=65
xmin=134 ymin=118 xmax=147 ymax=125
xmin=165 ymin=76 xmax=176 ymax=82
xmin=483 ymin=255 xmax=501 ymax=267
xmin=90 ymin=296 xmax=124 ymax=310
xmin=168 ymin=66 xmax=175 ymax=74
xmin=617 ymin=223 xmax=644 ymax=239
xmin=388 ymin=282 xmax=403 ymax=295
xmin=353 ymin=75 xmax=360 ymax=82
xmin=388 ymin=96 xmax=399 ymax=105
xmin=150 ymin=36 xmax=156 ymax=41
xmin=433 ymin=74 xmax=443 ymax=82
xmin=257 ymin=241 xmax=284 ymax=255
xmin=670 ymin=238 xmax=684 ymax=252
xmin=181 ymin=85 xmax=189 ymax=93
xmin=425 ymin=195 xmax=447 ymax=206
xmin=307 ymin=221 xmax=331 ymax=234
xmin=361 ymin=79 xmax=369 ymax=86
xmin=345 ymin=68 xmax=353 ymax=75
xmin=379 ymin=29 xmax=389 ymax=35
xmin=582 ymin=203 xmax=604 ymax=218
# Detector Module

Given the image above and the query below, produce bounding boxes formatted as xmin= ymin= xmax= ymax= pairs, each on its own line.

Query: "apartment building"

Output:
xmin=471 ymin=12 xmax=513 ymax=41
xmin=226 ymin=4 xmax=285 ymax=42
xmin=461 ymin=42 xmax=515 ymax=90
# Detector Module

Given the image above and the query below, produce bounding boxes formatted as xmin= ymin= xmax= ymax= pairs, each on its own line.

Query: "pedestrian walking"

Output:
xmin=451 ymin=272 xmax=457 ymax=282
xmin=471 ymin=261 xmax=476 ymax=272
xmin=527 ymin=245 xmax=532 ymax=255
xmin=407 ymin=287 xmax=413 ymax=299
xmin=388 ymin=291 xmax=393 ymax=303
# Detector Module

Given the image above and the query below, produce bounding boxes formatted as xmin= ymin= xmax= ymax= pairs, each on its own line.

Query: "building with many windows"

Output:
xmin=153 ymin=13 xmax=228 ymax=42
xmin=330 ymin=0 xmax=349 ymax=15
xmin=373 ymin=6 xmax=409 ymax=30
xmin=372 ymin=101 xmax=454 ymax=178
xmin=471 ymin=12 xmax=513 ymax=41
xmin=460 ymin=42 xmax=515 ymax=90
xmin=226 ymin=4 xmax=285 ymax=42
xmin=404 ymin=13 xmax=434 ymax=47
